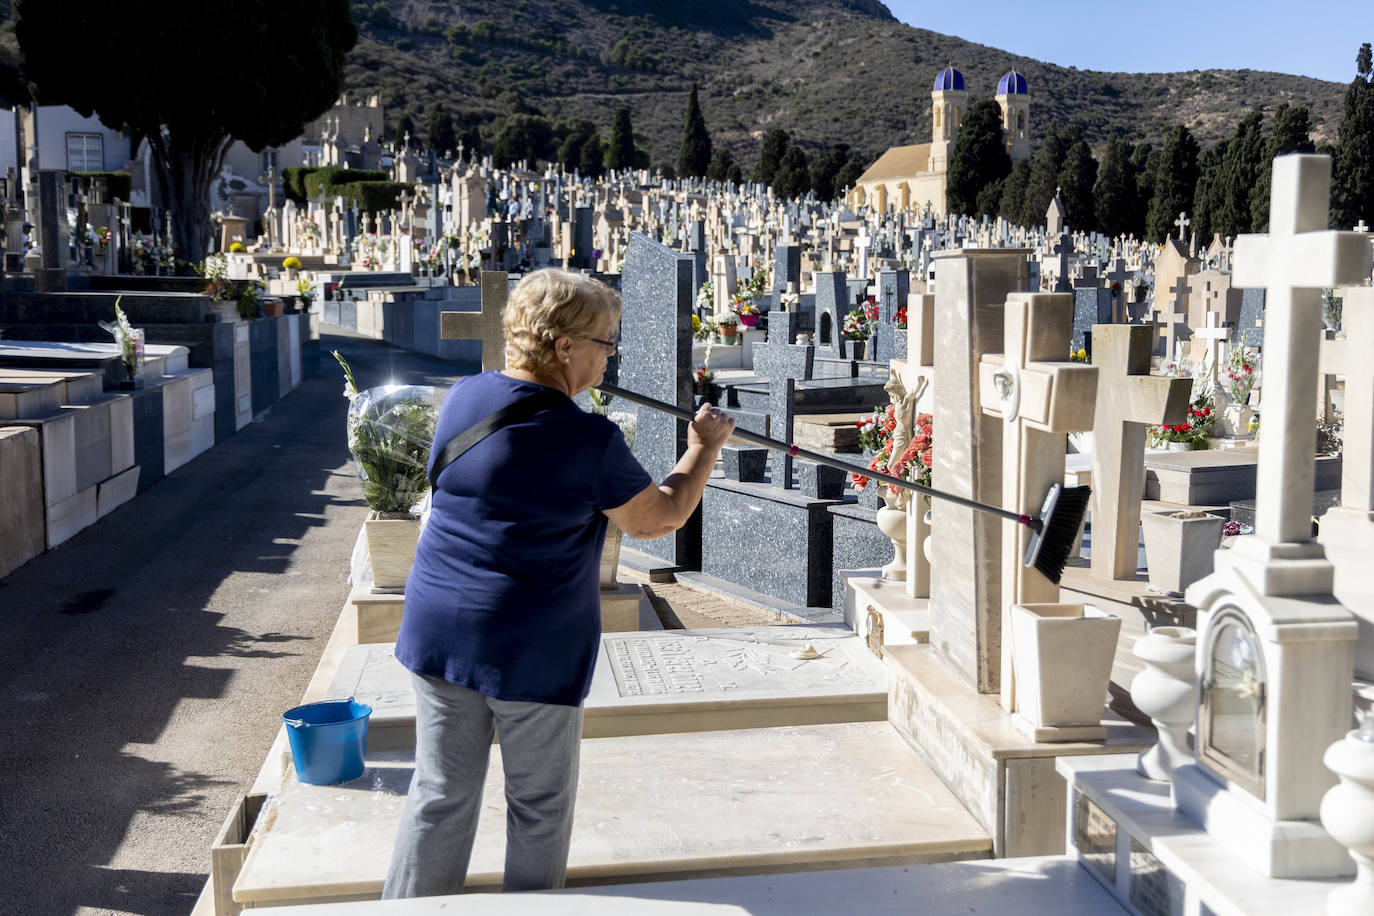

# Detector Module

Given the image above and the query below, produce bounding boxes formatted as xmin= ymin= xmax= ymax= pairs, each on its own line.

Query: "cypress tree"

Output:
xmin=1191 ymin=143 xmax=1225 ymax=243
xmin=1217 ymin=110 xmax=1266 ymax=236
xmin=808 ymin=143 xmax=853 ymax=201
xmin=706 ymin=147 xmax=735 ymax=183
xmin=1145 ymin=125 xmax=1200 ymax=242
xmin=605 ymin=105 xmax=637 ymax=172
xmin=1252 ymin=104 xmax=1315 ymax=230
xmin=1333 ymin=43 xmax=1374 ymax=229
xmin=773 ymin=145 xmax=810 ymax=199
xmin=1020 ymin=123 xmax=1065 ymax=228
xmin=1094 ymin=137 xmax=1135 ymax=238
xmin=1130 ymin=143 xmax=1158 ymax=239
xmin=752 ymin=128 xmax=789 ymax=185
xmin=999 ymin=158 xmax=1031 ymax=226
xmin=1056 ymin=127 xmax=1098 ymax=232
xmin=579 ymin=130 xmax=604 ymax=178
xmin=394 ymin=111 xmax=415 ymax=146
xmin=944 ymin=99 xmax=1011 ymax=218
xmin=677 ymin=83 xmax=712 ymax=178
xmin=557 ymin=121 xmax=596 ymax=174
xmin=427 ymin=104 xmax=456 ymax=155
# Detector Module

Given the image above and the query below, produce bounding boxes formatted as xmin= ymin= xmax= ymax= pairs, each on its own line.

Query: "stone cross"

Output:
xmin=1160 ymin=274 xmax=1192 ymax=359
xmin=855 ymin=226 xmax=871 ymax=280
xmin=979 ymin=293 xmax=1098 ymax=711
xmin=1175 ymin=211 xmax=1191 ymax=241
xmin=1191 ymin=310 xmax=1231 ymax=395
xmin=1053 ymin=231 xmax=1073 ymax=293
xmin=439 ymin=271 xmax=509 ymax=372
xmin=1355 ymin=219 xmax=1369 ymax=233
xmin=1231 ymin=154 xmax=1373 ymax=555
xmin=1087 ymin=325 xmax=1191 ymax=580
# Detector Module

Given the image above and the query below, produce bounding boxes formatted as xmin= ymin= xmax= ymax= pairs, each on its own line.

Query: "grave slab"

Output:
xmin=267 ymin=856 xmax=1126 ymax=915
xmin=0 ymin=426 xmax=45 ymax=578
xmin=232 ymin=721 xmax=992 ymax=908
xmin=1144 ymin=447 xmax=1342 ymax=505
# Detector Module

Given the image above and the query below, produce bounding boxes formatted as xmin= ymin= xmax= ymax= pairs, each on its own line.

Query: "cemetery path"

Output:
xmin=0 ymin=330 xmax=476 ymax=916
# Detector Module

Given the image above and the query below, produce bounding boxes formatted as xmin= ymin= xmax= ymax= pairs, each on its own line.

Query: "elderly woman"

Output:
xmin=383 ymin=269 xmax=734 ymax=899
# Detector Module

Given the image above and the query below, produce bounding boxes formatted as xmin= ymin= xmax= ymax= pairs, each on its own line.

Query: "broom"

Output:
xmin=595 ymin=383 xmax=1089 ymax=586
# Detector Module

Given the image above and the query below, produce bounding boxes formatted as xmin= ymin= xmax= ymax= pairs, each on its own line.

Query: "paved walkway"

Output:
xmin=0 ymin=329 xmax=779 ymax=916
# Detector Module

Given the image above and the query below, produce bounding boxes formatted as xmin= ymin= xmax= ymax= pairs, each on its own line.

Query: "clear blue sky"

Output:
xmin=885 ymin=0 xmax=1368 ymax=84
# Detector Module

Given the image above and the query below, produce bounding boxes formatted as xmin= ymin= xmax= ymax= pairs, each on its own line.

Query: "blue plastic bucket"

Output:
xmin=282 ymin=698 xmax=372 ymax=785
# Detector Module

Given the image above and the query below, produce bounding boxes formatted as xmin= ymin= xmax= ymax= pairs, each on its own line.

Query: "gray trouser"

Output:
xmin=382 ymin=673 xmax=584 ymax=898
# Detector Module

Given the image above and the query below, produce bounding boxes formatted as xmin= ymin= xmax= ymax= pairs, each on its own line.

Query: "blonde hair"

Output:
xmin=503 ymin=269 xmax=622 ymax=374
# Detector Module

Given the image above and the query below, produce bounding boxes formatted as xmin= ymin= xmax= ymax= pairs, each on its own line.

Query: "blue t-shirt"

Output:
xmin=394 ymin=371 xmax=652 ymax=706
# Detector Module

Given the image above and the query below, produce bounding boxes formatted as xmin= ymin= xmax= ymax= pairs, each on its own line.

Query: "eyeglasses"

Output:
xmin=588 ymin=336 xmax=619 ymax=355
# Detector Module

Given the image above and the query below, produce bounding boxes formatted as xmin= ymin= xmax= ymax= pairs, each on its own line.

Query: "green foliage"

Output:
xmin=394 ymin=111 xmax=416 ymax=144
xmin=945 ymin=99 xmax=1010 ymax=219
xmin=493 ymin=113 xmax=556 ymax=167
xmin=677 ymin=83 xmax=712 ymax=178
xmin=1252 ymin=104 xmax=1315 ymax=230
xmin=282 ymin=166 xmax=320 ymax=204
xmin=999 ymin=159 xmax=1030 ymax=225
xmin=1130 ymin=143 xmax=1159 ymax=236
xmin=707 ymin=146 xmax=743 ymax=184
xmin=606 ymin=105 xmax=637 ymax=171
xmin=15 ymin=0 xmax=357 ymax=258
xmin=1333 ymin=43 xmax=1374 ymax=230
xmin=1056 ymin=127 xmax=1098 ymax=231
xmin=772 ymin=145 xmax=810 ymax=199
xmin=833 ymin=152 xmax=869 ymax=196
xmin=1215 ymin=109 xmax=1266 ymax=237
xmin=303 ymin=167 xmax=388 ymax=201
xmin=1146 ymin=125 xmax=1200 ymax=242
xmin=427 ymin=104 xmax=456 ymax=153
xmin=1192 ymin=143 xmax=1225 ymax=242
xmin=70 ymin=171 xmax=132 ymax=202
xmin=1019 ymin=123 xmax=1065 ymax=228
xmin=808 ymin=143 xmax=853 ymax=200
xmin=558 ymin=120 xmax=605 ymax=178
xmin=1093 ymin=138 xmax=1136 ymax=238
xmin=333 ymin=350 xmax=437 ymax=515
xmin=752 ymin=128 xmax=789 ymax=185
xmin=333 ymin=181 xmax=412 ymax=212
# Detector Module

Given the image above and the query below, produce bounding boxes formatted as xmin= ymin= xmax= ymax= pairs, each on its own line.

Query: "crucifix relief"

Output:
xmin=1087 ymin=324 xmax=1191 ymax=580
xmin=979 ymin=292 xmax=1098 ymax=710
xmin=439 ymin=270 xmax=509 ymax=372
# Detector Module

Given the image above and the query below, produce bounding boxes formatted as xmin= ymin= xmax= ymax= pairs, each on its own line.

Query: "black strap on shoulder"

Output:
xmin=428 ymin=389 xmax=568 ymax=491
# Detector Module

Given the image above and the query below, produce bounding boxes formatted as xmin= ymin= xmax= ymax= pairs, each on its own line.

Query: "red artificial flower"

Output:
xmin=1243 ymin=364 xmax=1251 ymax=372
xmin=884 ymin=418 xmax=897 ymax=433
xmin=1202 ymin=407 xmax=1211 ymax=416
xmin=921 ymin=450 xmax=933 ymax=467
xmin=1175 ymin=424 xmax=1190 ymax=433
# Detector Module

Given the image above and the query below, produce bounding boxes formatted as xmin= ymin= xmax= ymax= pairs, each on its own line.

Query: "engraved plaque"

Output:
xmin=1129 ymin=837 xmax=1184 ymax=916
xmin=1073 ymin=790 xmax=1117 ymax=885
xmin=865 ymin=605 xmax=884 ymax=659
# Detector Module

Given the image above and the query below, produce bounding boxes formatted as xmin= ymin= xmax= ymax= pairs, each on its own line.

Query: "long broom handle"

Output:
xmin=595 ymin=383 xmax=1037 ymax=530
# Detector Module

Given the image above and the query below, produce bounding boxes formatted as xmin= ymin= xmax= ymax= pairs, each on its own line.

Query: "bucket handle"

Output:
xmin=282 ymin=696 xmax=358 ymax=729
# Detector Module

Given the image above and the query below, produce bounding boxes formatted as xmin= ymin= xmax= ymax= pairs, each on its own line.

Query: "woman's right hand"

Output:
xmin=689 ymin=403 xmax=736 ymax=452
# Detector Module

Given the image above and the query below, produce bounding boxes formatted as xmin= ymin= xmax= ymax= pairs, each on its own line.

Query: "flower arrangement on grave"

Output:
xmin=894 ymin=303 xmax=908 ymax=330
xmin=332 ymin=350 xmax=438 ymax=515
xmin=735 ymin=302 xmax=760 ymax=327
xmin=1225 ymin=346 xmax=1258 ymax=405
xmin=299 ymin=216 xmax=321 ymax=245
xmin=99 ymin=298 xmax=144 ymax=382
xmin=1147 ymin=393 xmax=1215 ymax=446
xmin=890 ymin=413 xmax=934 ymax=491
xmin=730 ymin=272 xmax=767 ymax=325
xmin=197 ymin=253 xmax=237 ymax=301
xmin=1070 ymin=347 xmax=1090 ymax=363
xmin=691 ymin=313 xmax=718 ymax=343
xmin=229 ymin=241 xmax=246 ymax=253
xmin=282 ymin=256 xmax=302 ymax=271
xmin=93 ymin=225 xmax=111 ymax=248
xmin=236 ymin=278 xmax=266 ymax=320
xmin=851 ymin=403 xmax=898 ymax=489
xmin=1223 ymin=520 xmax=1256 ymax=537
xmin=842 ymin=304 xmax=875 ymax=340
xmin=295 ymin=278 xmax=316 ymax=308
xmin=693 ymin=365 xmax=715 ymax=388
xmin=696 ymin=279 xmax=715 ymax=313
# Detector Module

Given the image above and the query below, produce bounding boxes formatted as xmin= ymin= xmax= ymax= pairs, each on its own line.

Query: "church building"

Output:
xmin=849 ymin=66 xmax=1031 ymax=217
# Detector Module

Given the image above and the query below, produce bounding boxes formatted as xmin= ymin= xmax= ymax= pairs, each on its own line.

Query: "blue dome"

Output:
xmin=998 ymin=69 xmax=1028 ymax=95
xmin=933 ymin=66 xmax=964 ymax=92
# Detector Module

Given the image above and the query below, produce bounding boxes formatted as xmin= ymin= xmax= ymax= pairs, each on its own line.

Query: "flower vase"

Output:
xmin=849 ymin=339 xmax=866 ymax=361
xmin=1162 ymin=440 xmax=1194 ymax=452
xmin=719 ymin=322 xmax=738 ymax=345
xmin=876 ymin=489 xmax=907 ymax=582
xmin=1130 ymin=626 xmax=1197 ymax=781
xmin=1320 ymin=722 xmax=1374 ymax=916
xmin=1219 ymin=402 xmax=1255 ymax=439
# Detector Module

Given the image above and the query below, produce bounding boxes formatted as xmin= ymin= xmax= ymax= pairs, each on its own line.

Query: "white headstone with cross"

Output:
xmin=978 ymin=292 xmax=1099 ymax=713
xmin=855 ymin=226 xmax=871 ymax=280
xmin=1154 ymin=274 xmax=1191 ymax=359
xmin=439 ymin=271 xmax=509 ymax=372
xmin=1191 ymin=310 xmax=1231 ymax=397
xmin=1174 ymin=211 xmax=1191 ymax=242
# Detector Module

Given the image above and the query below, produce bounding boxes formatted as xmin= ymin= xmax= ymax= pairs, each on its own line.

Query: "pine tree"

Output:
xmin=676 ymin=83 xmax=712 ymax=178
xmin=1333 ymin=43 xmax=1374 ymax=229
xmin=605 ymin=105 xmax=637 ymax=172
xmin=1252 ymin=104 xmax=1315 ymax=230
xmin=427 ymin=103 xmax=456 ymax=155
xmin=999 ymin=159 xmax=1030 ymax=225
xmin=1145 ymin=125 xmax=1200 ymax=243
xmin=773 ymin=145 xmax=810 ymax=199
xmin=1094 ymin=137 xmax=1135 ymax=238
xmin=1056 ymin=127 xmax=1099 ymax=232
xmin=752 ymin=128 xmax=789 ymax=185
xmin=944 ymin=99 xmax=1011 ymax=218
xmin=1020 ymin=123 xmax=1065 ymax=228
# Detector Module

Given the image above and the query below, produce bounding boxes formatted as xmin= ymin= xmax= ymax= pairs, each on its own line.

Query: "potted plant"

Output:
xmin=99 ymin=298 xmax=144 ymax=390
xmin=1010 ymin=603 xmax=1121 ymax=741
xmin=1147 ymin=393 xmax=1215 ymax=451
xmin=334 ymin=351 xmax=438 ymax=592
xmin=294 ymin=277 xmax=316 ymax=314
xmin=281 ymin=255 xmax=302 ymax=281
xmin=1141 ymin=509 xmax=1226 ymax=596
xmin=1220 ymin=345 xmax=1259 ymax=437
xmin=718 ymin=309 xmax=740 ymax=345
xmin=197 ymin=254 xmax=240 ymax=323
xmin=843 ymin=301 xmax=876 ymax=360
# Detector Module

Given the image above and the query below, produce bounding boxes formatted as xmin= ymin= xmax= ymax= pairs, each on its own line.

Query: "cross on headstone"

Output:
xmin=1191 ymin=311 xmax=1231 ymax=395
xmin=979 ymin=292 xmax=1098 ymax=711
xmin=1355 ymin=219 xmax=1369 ymax=233
xmin=1231 ymin=154 xmax=1373 ymax=553
xmin=855 ymin=226 xmax=871 ymax=280
xmin=439 ymin=271 xmax=509 ymax=372
xmin=1158 ymin=274 xmax=1192 ymax=359
xmin=1053 ymin=231 xmax=1072 ymax=293
xmin=1174 ymin=211 xmax=1191 ymax=241
xmin=1087 ymin=325 xmax=1191 ymax=580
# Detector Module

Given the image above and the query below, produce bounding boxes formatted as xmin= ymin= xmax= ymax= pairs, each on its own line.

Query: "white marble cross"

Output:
xmin=1192 ymin=311 xmax=1231 ymax=395
xmin=1232 ymin=154 xmax=1372 ymax=549
xmin=855 ymin=227 xmax=871 ymax=280
xmin=979 ymin=292 xmax=1098 ymax=710
xmin=1174 ymin=212 xmax=1191 ymax=241
xmin=1156 ymin=274 xmax=1191 ymax=358
xmin=1356 ymin=219 xmax=1369 ymax=233
xmin=440 ymin=271 xmax=509 ymax=372
xmin=1089 ymin=325 xmax=1191 ymax=580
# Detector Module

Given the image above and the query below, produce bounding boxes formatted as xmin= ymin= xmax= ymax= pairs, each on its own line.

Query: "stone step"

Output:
xmin=0 ymin=367 xmax=106 ymax=406
xmin=231 ymin=721 xmax=992 ymax=909
xmin=323 ymin=624 xmax=886 ymax=752
xmin=265 ymin=855 xmax=1126 ymax=914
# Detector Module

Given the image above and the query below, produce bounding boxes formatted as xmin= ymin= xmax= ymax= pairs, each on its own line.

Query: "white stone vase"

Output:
xmin=1321 ymin=726 xmax=1374 ymax=916
xmin=1140 ymin=510 xmax=1226 ymax=596
xmin=1130 ymin=626 xmax=1197 ymax=781
xmin=876 ymin=488 xmax=907 ymax=582
xmin=364 ymin=511 xmax=420 ymax=591
xmin=1219 ymin=402 xmax=1255 ymax=439
xmin=1010 ymin=603 xmax=1121 ymax=740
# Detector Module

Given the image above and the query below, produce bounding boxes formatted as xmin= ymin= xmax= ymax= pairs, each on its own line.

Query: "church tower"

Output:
xmin=996 ymin=69 xmax=1031 ymax=161
xmin=928 ymin=65 xmax=968 ymax=174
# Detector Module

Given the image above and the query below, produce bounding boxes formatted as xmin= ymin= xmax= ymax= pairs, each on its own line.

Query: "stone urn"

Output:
xmin=1140 ymin=509 xmax=1226 ymax=596
xmin=1010 ymin=603 xmax=1121 ymax=741
xmin=364 ymin=511 xmax=421 ymax=592
xmin=1130 ymin=626 xmax=1197 ymax=781
xmin=876 ymin=488 xmax=907 ymax=582
xmin=1321 ymin=712 xmax=1374 ymax=916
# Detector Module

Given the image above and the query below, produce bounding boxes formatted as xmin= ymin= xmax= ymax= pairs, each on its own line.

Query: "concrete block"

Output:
xmin=96 ymin=466 xmax=141 ymax=519
xmin=0 ymin=427 xmax=46 ymax=578
xmin=47 ymin=484 xmax=97 ymax=548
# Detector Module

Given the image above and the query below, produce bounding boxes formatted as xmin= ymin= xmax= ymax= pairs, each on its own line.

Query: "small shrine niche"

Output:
xmin=1198 ymin=607 xmax=1267 ymax=799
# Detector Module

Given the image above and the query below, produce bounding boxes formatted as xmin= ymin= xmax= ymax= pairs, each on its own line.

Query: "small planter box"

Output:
xmin=1140 ymin=509 xmax=1226 ymax=596
xmin=1010 ymin=602 xmax=1121 ymax=742
xmin=364 ymin=511 xmax=420 ymax=592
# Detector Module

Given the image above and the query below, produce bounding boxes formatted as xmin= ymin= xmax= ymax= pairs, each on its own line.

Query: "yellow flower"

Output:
xmin=692 ymin=314 xmax=701 ymax=332
xmin=1075 ymin=348 xmax=1087 ymax=360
